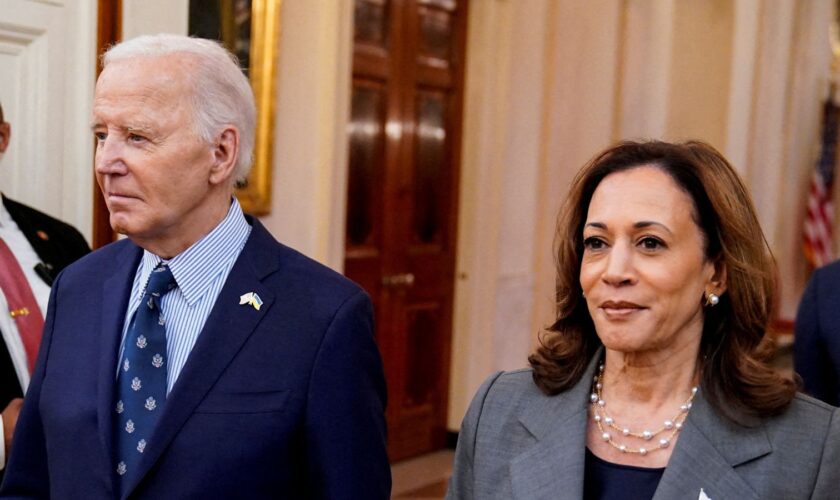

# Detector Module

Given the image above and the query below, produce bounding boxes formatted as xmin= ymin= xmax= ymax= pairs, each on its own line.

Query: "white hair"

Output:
xmin=103 ymin=34 xmax=257 ymax=183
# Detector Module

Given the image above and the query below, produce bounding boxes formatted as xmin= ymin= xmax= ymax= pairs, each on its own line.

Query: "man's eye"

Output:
xmin=583 ymin=237 xmax=605 ymax=250
xmin=94 ymin=132 xmax=107 ymax=141
xmin=128 ymin=134 xmax=146 ymax=143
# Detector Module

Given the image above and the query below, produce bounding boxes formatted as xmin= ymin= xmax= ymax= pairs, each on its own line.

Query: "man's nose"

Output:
xmin=94 ymin=136 xmax=127 ymax=175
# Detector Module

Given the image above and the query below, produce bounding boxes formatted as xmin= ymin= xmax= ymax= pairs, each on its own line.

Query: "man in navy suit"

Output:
xmin=795 ymin=261 xmax=840 ymax=406
xmin=1 ymin=34 xmax=390 ymax=498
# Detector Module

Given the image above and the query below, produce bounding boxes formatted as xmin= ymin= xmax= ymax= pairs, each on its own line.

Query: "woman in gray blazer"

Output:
xmin=448 ymin=140 xmax=839 ymax=500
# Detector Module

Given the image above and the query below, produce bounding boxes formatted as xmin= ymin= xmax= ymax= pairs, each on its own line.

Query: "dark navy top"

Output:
xmin=583 ymin=448 xmax=665 ymax=500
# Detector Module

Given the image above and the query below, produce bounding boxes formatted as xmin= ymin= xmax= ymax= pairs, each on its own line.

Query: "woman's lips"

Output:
xmin=599 ymin=300 xmax=646 ymax=318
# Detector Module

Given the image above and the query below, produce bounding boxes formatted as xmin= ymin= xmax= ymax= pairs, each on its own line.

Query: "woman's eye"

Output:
xmin=639 ymin=237 xmax=664 ymax=250
xmin=583 ymin=237 xmax=605 ymax=250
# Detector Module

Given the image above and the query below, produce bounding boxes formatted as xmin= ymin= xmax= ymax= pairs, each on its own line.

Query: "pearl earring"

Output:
xmin=706 ymin=292 xmax=719 ymax=306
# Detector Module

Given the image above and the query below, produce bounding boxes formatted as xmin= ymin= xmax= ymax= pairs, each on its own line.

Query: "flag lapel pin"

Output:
xmin=239 ymin=292 xmax=263 ymax=311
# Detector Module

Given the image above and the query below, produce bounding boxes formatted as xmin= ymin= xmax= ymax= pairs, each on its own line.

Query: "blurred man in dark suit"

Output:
xmin=0 ymin=101 xmax=90 ymax=482
xmin=795 ymin=260 xmax=840 ymax=406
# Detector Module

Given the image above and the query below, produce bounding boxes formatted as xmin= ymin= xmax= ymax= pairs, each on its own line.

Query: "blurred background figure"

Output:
xmin=0 ymin=101 xmax=90 ymax=482
xmin=794 ymin=260 xmax=840 ymax=405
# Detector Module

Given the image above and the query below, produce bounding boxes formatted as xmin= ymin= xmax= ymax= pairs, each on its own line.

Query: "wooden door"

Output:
xmin=345 ymin=0 xmax=468 ymax=461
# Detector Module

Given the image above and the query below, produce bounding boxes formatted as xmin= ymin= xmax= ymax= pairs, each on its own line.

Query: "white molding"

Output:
xmin=0 ymin=22 xmax=50 ymax=215
xmin=0 ymin=22 xmax=44 ymax=43
xmin=60 ymin=0 xmax=97 ymax=242
xmin=27 ymin=0 xmax=65 ymax=6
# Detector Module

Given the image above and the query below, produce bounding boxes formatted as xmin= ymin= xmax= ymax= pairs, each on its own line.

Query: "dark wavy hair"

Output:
xmin=528 ymin=140 xmax=795 ymax=423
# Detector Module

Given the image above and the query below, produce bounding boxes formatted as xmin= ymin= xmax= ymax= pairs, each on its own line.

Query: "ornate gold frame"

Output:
xmin=236 ymin=0 xmax=281 ymax=215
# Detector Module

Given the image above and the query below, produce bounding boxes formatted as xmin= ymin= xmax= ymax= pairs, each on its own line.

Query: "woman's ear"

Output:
xmin=209 ymin=126 xmax=239 ymax=185
xmin=710 ymin=257 xmax=727 ymax=295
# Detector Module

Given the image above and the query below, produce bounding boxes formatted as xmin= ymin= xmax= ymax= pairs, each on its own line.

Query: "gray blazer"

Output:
xmin=447 ymin=355 xmax=840 ymax=499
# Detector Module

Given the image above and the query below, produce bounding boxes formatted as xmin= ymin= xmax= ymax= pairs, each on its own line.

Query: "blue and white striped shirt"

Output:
xmin=116 ymin=199 xmax=252 ymax=393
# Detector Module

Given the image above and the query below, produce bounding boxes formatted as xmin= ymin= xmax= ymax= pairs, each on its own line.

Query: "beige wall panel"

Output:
xmin=725 ymin=0 xmax=761 ymax=175
xmin=616 ymin=0 xmax=675 ymax=140
xmin=773 ymin=0 xmax=834 ymax=320
xmin=666 ymin=0 xmax=734 ymax=149
xmin=744 ymin=0 xmax=796 ymax=253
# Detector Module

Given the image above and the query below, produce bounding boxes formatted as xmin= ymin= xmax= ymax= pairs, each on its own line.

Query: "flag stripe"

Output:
xmin=804 ymin=98 xmax=839 ymax=268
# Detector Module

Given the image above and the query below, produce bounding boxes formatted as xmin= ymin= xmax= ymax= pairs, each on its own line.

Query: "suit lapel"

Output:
xmin=96 ymin=242 xmax=142 ymax=494
xmin=3 ymin=194 xmax=53 ymax=282
xmin=509 ymin=353 xmax=601 ymax=500
xmin=653 ymin=392 xmax=770 ymax=500
xmin=124 ymin=222 xmax=280 ymax=496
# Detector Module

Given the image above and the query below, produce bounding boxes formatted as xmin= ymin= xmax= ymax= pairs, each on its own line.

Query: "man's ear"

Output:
xmin=0 ymin=122 xmax=11 ymax=153
xmin=209 ymin=126 xmax=239 ymax=185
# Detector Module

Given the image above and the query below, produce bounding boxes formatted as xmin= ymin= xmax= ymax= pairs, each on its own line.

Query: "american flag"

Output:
xmin=804 ymin=97 xmax=840 ymax=268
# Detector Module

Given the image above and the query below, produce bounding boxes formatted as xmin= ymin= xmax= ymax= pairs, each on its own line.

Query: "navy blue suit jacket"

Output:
xmin=0 ymin=218 xmax=390 ymax=498
xmin=795 ymin=260 xmax=840 ymax=406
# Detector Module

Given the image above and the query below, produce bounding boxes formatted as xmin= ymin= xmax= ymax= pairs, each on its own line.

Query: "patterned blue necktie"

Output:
xmin=114 ymin=264 xmax=177 ymax=490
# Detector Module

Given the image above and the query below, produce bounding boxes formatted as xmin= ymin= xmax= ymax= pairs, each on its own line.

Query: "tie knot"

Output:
xmin=144 ymin=264 xmax=177 ymax=298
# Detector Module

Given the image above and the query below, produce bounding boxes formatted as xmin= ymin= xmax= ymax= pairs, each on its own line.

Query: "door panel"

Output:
xmin=346 ymin=0 xmax=467 ymax=461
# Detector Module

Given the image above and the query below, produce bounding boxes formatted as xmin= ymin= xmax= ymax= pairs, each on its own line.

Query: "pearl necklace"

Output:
xmin=590 ymin=363 xmax=698 ymax=455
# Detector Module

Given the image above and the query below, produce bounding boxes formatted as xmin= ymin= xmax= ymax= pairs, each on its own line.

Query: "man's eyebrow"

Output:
xmin=126 ymin=124 xmax=154 ymax=134
xmin=88 ymin=122 xmax=154 ymax=133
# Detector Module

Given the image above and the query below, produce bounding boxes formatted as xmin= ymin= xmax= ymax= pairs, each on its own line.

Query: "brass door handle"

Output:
xmin=382 ymin=273 xmax=415 ymax=287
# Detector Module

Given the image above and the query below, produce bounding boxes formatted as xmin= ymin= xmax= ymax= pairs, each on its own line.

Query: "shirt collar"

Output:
xmin=138 ymin=198 xmax=251 ymax=306
xmin=0 ymin=194 xmax=11 ymax=228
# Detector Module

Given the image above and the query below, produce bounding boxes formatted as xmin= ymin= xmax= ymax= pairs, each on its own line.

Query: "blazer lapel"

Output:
xmin=2 ymin=194 xmax=55 ymax=281
xmin=509 ymin=353 xmax=601 ymax=500
xmin=96 ymin=243 xmax=142 ymax=495
xmin=653 ymin=392 xmax=770 ymax=500
xmin=123 ymin=222 xmax=279 ymax=496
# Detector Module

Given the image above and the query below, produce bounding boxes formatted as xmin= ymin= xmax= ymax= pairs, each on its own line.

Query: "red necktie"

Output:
xmin=0 ymin=237 xmax=44 ymax=372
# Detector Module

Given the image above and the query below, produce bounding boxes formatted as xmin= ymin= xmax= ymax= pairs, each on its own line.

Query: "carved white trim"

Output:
xmin=27 ymin=0 xmax=65 ymax=6
xmin=0 ymin=22 xmax=50 ymax=219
